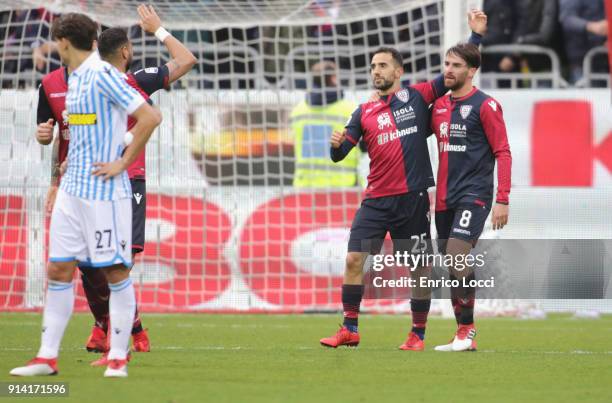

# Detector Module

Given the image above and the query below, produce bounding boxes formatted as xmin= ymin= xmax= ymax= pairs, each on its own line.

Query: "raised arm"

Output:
xmin=137 ymin=4 xmax=197 ymax=85
xmin=411 ymin=10 xmax=487 ymax=103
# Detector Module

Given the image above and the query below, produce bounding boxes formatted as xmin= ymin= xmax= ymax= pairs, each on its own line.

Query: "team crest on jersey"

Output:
xmin=377 ymin=112 xmax=392 ymax=129
xmin=439 ymin=122 xmax=449 ymax=138
xmin=460 ymin=105 xmax=472 ymax=119
xmin=396 ymin=89 xmax=409 ymax=103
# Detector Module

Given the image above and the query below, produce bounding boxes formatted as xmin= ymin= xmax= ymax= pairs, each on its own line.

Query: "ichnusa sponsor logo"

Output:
xmin=377 ymin=125 xmax=418 ymax=145
xmin=439 ymin=142 xmax=467 ymax=152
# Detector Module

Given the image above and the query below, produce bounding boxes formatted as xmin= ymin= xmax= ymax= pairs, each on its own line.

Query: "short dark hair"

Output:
xmin=446 ymin=43 xmax=481 ymax=69
xmin=98 ymin=28 xmax=129 ymax=59
xmin=51 ymin=13 xmax=97 ymax=51
xmin=372 ymin=47 xmax=403 ymax=68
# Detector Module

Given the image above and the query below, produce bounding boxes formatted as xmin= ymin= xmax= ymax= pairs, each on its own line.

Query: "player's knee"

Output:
xmin=103 ymin=264 xmax=130 ymax=284
xmin=345 ymin=252 xmax=365 ymax=275
xmin=47 ymin=262 xmax=75 ymax=282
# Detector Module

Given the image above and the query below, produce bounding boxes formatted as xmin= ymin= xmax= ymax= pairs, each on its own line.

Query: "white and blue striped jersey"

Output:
xmin=60 ymin=51 xmax=145 ymax=201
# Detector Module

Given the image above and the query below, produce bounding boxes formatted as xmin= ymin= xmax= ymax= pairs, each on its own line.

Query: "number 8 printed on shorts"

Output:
xmin=459 ymin=210 xmax=472 ymax=228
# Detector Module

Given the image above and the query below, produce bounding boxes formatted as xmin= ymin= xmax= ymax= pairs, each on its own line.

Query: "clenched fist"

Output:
xmin=36 ymin=118 xmax=54 ymax=145
xmin=330 ymin=130 xmax=346 ymax=149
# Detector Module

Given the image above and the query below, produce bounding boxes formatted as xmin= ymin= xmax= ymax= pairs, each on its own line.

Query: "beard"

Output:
xmin=125 ymin=55 xmax=133 ymax=72
xmin=445 ymin=76 xmax=466 ymax=91
xmin=373 ymin=77 xmax=394 ymax=91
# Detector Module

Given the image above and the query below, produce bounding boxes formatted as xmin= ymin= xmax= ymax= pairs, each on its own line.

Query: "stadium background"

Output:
xmin=0 ymin=0 xmax=611 ymax=315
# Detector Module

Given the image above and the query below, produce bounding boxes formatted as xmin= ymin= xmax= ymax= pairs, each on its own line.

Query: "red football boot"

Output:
xmin=104 ymin=359 xmax=129 ymax=378
xmin=10 ymin=357 xmax=58 ymax=376
xmin=398 ymin=331 xmax=425 ymax=351
xmin=132 ymin=328 xmax=150 ymax=352
xmin=91 ymin=352 xmax=131 ymax=367
xmin=86 ymin=324 xmax=108 ymax=353
xmin=320 ymin=326 xmax=360 ymax=348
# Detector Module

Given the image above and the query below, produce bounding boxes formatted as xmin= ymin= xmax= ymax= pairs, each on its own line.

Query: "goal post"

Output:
xmin=1 ymin=0 xmax=607 ymax=315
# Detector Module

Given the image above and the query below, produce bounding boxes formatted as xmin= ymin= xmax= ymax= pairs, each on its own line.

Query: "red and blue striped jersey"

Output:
xmin=332 ymin=81 xmax=441 ymax=199
xmin=431 ymin=87 xmax=512 ymax=211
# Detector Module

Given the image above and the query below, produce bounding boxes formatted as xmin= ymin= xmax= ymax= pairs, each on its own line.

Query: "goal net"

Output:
xmin=1 ymin=0 xmax=609 ymax=315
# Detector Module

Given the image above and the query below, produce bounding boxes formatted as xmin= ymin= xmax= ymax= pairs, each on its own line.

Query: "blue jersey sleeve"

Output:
xmin=97 ymin=65 xmax=145 ymax=114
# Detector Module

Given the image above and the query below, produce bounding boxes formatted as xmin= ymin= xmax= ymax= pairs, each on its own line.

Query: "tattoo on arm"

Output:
xmin=50 ymin=135 xmax=60 ymax=186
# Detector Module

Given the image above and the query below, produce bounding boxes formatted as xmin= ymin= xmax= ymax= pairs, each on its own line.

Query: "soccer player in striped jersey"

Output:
xmin=88 ymin=7 xmax=196 ymax=366
xmin=10 ymin=13 xmax=161 ymax=378
xmin=37 ymin=5 xmax=196 ymax=359
xmin=431 ymin=43 xmax=511 ymax=352
xmin=36 ymin=58 xmax=153 ymax=356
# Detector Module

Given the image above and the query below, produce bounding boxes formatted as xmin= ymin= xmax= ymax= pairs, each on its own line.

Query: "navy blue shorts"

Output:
xmin=435 ymin=202 xmax=490 ymax=246
xmin=348 ymin=191 xmax=431 ymax=254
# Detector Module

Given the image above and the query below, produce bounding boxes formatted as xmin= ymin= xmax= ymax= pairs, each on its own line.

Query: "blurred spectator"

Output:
xmin=290 ymin=61 xmax=360 ymax=188
xmin=512 ymin=0 xmax=559 ymax=87
xmin=1 ymin=8 xmax=53 ymax=87
xmin=308 ymin=0 xmax=341 ymax=38
xmin=513 ymin=0 xmax=558 ymax=47
xmin=559 ymin=0 xmax=608 ymax=84
xmin=482 ymin=0 xmax=564 ymax=88
xmin=31 ymin=40 xmax=60 ymax=72
xmin=481 ymin=0 xmax=515 ymax=87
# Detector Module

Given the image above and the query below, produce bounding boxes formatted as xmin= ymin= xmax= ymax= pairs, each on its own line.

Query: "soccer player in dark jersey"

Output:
xmin=35 ymin=4 xmax=196 ymax=358
xmin=319 ymin=11 xmax=488 ymax=350
xmin=430 ymin=43 xmax=511 ymax=352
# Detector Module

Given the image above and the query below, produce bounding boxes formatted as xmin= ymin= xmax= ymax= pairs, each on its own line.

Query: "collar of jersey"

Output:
xmin=72 ymin=51 xmax=101 ymax=76
xmin=450 ymin=86 xmax=478 ymax=103
xmin=380 ymin=87 xmax=404 ymax=104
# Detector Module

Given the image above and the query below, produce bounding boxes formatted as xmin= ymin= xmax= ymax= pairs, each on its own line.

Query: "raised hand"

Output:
xmin=468 ymin=9 xmax=487 ymax=36
xmin=137 ymin=4 xmax=162 ymax=34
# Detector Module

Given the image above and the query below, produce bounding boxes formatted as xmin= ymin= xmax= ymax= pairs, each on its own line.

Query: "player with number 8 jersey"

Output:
xmin=431 ymin=42 xmax=512 ymax=352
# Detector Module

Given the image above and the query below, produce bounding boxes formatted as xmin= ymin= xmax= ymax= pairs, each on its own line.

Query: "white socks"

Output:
xmin=107 ymin=278 xmax=136 ymax=360
xmin=37 ymin=280 xmax=74 ymax=359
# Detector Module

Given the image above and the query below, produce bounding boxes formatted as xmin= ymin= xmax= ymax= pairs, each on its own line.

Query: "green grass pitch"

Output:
xmin=1 ymin=313 xmax=611 ymax=402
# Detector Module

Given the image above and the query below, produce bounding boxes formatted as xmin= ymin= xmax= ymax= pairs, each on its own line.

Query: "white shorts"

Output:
xmin=49 ymin=189 xmax=132 ymax=268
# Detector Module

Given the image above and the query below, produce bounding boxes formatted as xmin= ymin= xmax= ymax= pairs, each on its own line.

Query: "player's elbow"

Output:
xmin=186 ymin=53 xmax=197 ymax=69
xmin=150 ymin=107 xmax=163 ymax=127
